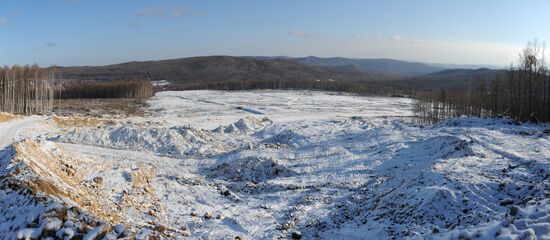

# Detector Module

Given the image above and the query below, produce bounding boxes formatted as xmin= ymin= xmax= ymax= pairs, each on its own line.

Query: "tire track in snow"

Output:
xmin=176 ymin=96 xmax=265 ymax=115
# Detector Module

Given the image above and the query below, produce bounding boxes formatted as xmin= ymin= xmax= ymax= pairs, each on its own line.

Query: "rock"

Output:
xmin=56 ymin=228 xmax=75 ymax=239
xmin=42 ymin=218 xmax=63 ymax=237
xmin=92 ymin=177 xmax=103 ymax=185
xmin=114 ymin=224 xmax=125 ymax=235
xmin=89 ymin=221 xmax=98 ymax=228
xmin=63 ymin=220 xmax=74 ymax=228
xmin=510 ymin=206 xmax=519 ymax=216
xmin=216 ymin=214 xmax=223 ymax=219
xmin=432 ymin=227 xmax=440 ymax=233
xmin=69 ymin=206 xmax=81 ymax=215
xmin=17 ymin=228 xmax=43 ymax=240
xmin=103 ymin=233 xmax=118 ymax=240
xmin=280 ymin=222 xmax=294 ymax=231
xmin=149 ymin=235 xmax=160 ymax=240
xmin=148 ymin=209 xmax=156 ymax=216
xmin=68 ymin=168 xmax=76 ymax=176
xmin=83 ymin=224 xmax=111 ymax=240
xmin=291 ymin=231 xmax=302 ymax=239
xmin=64 ymin=228 xmax=76 ymax=239
xmin=155 ymin=224 xmax=167 ymax=233
xmin=500 ymin=199 xmax=514 ymax=206
xmin=75 ymin=222 xmax=91 ymax=234
xmin=54 ymin=207 xmax=68 ymax=220
xmin=25 ymin=214 xmax=39 ymax=226
xmin=204 ymin=212 xmax=213 ymax=219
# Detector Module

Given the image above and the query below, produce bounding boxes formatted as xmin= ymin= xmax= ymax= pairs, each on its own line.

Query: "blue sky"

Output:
xmin=1 ymin=0 xmax=549 ymax=66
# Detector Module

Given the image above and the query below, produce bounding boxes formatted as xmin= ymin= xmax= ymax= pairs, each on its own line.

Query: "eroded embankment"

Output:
xmin=0 ymin=139 xmax=136 ymax=239
xmin=0 ymin=116 xmax=181 ymax=239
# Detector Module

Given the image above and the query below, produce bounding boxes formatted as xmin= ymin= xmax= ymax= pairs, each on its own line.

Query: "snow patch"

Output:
xmin=59 ymin=124 xmax=209 ymax=157
xmin=213 ymin=116 xmax=270 ymax=133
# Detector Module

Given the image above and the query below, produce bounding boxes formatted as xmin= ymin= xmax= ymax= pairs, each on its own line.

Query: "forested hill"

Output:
xmin=56 ymin=56 xmax=383 ymax=83
xmin=290 ymin=56 xmax=444 ymax=76
xmin=377 ymin=68 xmax=507 ymax=90
xmin=54 ymin=56 xmax=507 ymax=92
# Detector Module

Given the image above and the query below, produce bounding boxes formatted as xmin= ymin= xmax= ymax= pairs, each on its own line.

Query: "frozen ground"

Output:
xmin=144 ymin=90 xmax=412 ymax=129
xmin=0 ymin=90 xmax=549 ymax=239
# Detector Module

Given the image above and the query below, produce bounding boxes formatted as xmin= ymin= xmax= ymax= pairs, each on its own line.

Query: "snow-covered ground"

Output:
xmin=145 ymin=90 xmax=412 ymax=129
xmin=0 ymin=90 xmax=549 ymax=239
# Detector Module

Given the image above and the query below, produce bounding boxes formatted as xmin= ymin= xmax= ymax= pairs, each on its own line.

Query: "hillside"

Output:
xmin=425 ymin=68 xmax=505 ymax=78
xmin=54 ymin=56 xmax=508 ymax=92
xmin=57 ymin=56 xmax=377 ymax=84
xmin=376 ymin=68 xmax=508 ymax=90
xmin=291 ymin=56 xmax=444 ymax=76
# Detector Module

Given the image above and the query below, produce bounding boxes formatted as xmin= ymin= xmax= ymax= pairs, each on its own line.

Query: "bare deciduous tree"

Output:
xmin=0 ymin=65 xmax=56 ymax=115
xmin=413 ymin=40 xmax=550 ymax=124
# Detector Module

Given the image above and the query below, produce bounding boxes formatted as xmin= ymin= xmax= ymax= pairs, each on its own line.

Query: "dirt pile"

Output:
xmin=0 ymin=112 xmax=21 ymax=123
xmin=209 ymin=156 xmax=297 ymax=183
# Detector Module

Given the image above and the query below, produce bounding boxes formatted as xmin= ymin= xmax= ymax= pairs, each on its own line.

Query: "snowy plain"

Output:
xmin=0 ymin=90 xmax=549 ymax=239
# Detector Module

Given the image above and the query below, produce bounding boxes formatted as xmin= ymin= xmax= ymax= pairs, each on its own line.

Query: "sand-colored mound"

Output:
xmin=52 ymin=116 xmax=114 ymax=127
xmin=0 ymin=112 xmax=21 ymax=122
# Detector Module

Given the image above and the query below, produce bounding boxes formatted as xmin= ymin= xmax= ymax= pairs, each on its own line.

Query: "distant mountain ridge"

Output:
xmin=379 ymin=68 xmax=507 ymax=90
xmin=289 ymin=56 xmax=445 ymax=76
xmin=250 ymin=56 xmax=504 ymax=75
xmin=57 ymin=56 xmax=379 ymax=83
xmin=426 ymin=68 xmax=503 ymax=77
xmin=427 ymin=63 xmax=504 ymax=70
xmin=55 ymin=55 xmax=506 ymax=91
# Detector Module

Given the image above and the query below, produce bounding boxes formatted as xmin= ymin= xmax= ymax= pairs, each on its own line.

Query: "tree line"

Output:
xmin=167 ymin=78 xmax=409 ymax=98
xmin=3 ymin=40 xmax=548 ymax=121
xmin=413 ymin=40 xmax=550 ymax=124
xmin=0 ymin=65 xmax=154 ymax=115
xmin=58 ymin=80 xmax=154 ymax=99
xmin=0 ymin=65 xmax=56 ymax=114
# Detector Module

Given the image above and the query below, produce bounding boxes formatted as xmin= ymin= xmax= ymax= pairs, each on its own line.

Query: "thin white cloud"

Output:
xmin=128 ymin=21 xmax=140 ymax=28
xmin=171 ymin=7 xmax=187 ymax=17
xmin=136 ymin=8 xmax=164 ymax=17
xmin=35 ymin=42 xmax=58 ymax=50
xmin=390 ymin=36 xmax=403 ymax=41
xmin=355 ymin=38 xmax=523 ymax=65
xmin=136 ymin=7 xmax=204 ymax=18
xmin=288 ymin=30 xmax=311 ymax=39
